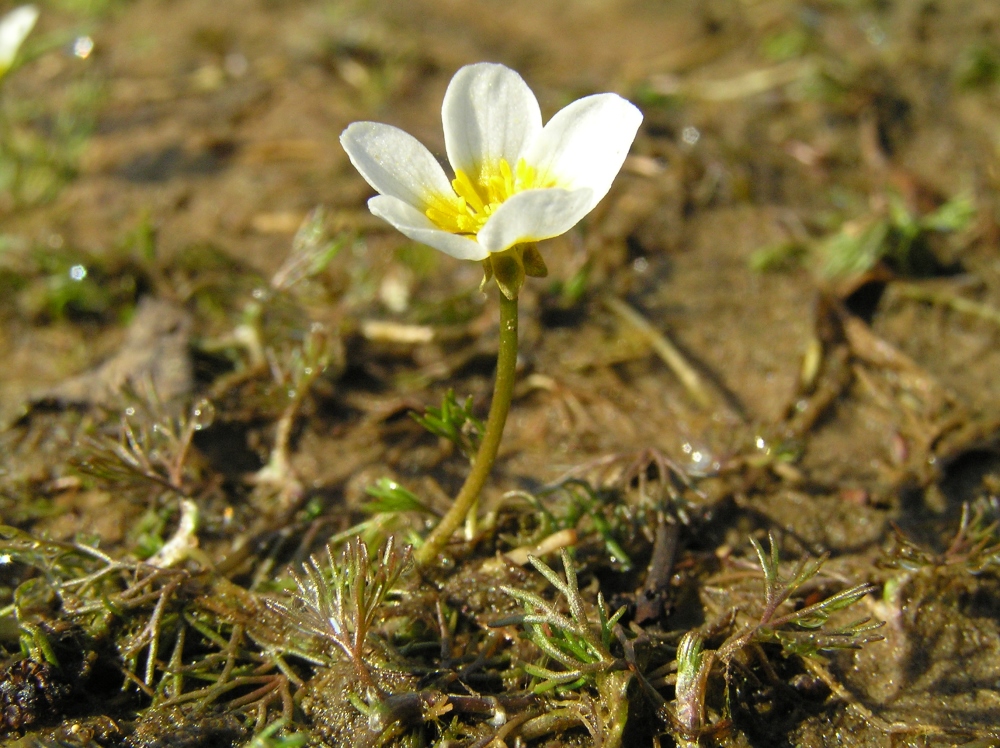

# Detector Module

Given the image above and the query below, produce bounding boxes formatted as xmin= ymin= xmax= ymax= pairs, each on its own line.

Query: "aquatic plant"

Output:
xmin=883 ymin=498 xmax=1000 ymax=575
xmin=265 ymin=537 xmax=411 ymax=692
xmin=341 ymin=61 xmax=642 ymax=565
xmin=662 ymin=534 xmax=884 ymax=746
xmin=494 ymin=549 xmax=633 ymax=747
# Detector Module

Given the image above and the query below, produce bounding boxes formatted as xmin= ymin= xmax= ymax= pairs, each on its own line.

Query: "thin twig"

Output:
xmin=602 ymin=296 xmax=714 ymax=410
xmin=892 ymin=281 xmax=1000 ymax=327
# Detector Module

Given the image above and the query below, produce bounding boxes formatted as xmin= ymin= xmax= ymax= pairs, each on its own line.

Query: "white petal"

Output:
xmin=443 ymin=62 xmax=542 ymax=179
xmin=368 ymin=195 xmax=489 ymax=261
xmin=0 ymin=4 xmax=38 ymax=71
xmin=524 ymin=93 xmax=642 ymax=214
xmin=340 ymin=122 xmax=454 ymax=210
xmin=476 ymin=188 xmax=593 ymax=253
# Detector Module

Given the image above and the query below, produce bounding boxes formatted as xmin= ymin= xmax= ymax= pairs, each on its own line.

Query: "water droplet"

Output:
xmin=681 ymin=125 xmax=701 ymax=146
xmin=69 ymin=264 xmax=87 ymax=281
xmin=191 ymin=400 xmax=216 ymax=430
xmin=861 ymin=16 xmax=886 ymax=47
xmin=73 ymin=36 xmax=94 ymax=59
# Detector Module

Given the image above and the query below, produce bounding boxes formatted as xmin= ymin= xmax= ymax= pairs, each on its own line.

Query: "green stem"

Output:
xmin=415 ymin=292 xmax=519 ymax=566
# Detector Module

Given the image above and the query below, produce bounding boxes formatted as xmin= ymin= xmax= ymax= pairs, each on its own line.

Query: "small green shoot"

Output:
xmin=363 ymin=477 xmax=433 ymax=515
xmin=270 ymin=207 xmax=349 ymax=294
xmin=664 ymin=533 xmax=884 ymax=746
xmin=76 ymin=396 xmax=215 ymax=495
xmin=921 ymin=191 xmax=977 ymax=233
xmin=253 ymin=325 xmax=332 ymax=501
xmin=548 ymin=259 xmax=593 ymax=307
xmin=267 ymin=537 xmax=411 ymax=692
xmin=493 ymin=550 xmax=632 ymax=746
xmin=672 ymin=631 xmax=712 ymax=745
xmin=505 ymin=480 xmax=633 ymax=571
xmin=243 ymin=718 xmax=308 ymax=748
xmin=6 ymin=243 xmax=142 ymax=321
xmin=747 ymin=240 xmax=807 ymax=273
xmin=728 ymin=533 xmax=884 ymax=657
xmin=883 ymin=498 xmax=1000 ymax=574
xmin=954 ymin=42 xmax=1000 ymax=90
xmin=751 ymin=190 xmax=976 ymax=280
xmin=761 ymin=27 xmax=810 ymax=62
xmin=815 ymin=216 xmax=891 ymax=279
xmin=411 ymin=389 xmax=484 ymax=461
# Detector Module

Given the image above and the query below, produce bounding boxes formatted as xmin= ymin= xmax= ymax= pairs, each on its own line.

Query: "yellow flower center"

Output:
xmin=425 ymin=158 xmax=557 ymax=236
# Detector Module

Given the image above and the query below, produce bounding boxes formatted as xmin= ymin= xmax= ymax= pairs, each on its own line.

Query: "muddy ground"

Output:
xmin=2 ymin=0 xmax=1000 ymax=746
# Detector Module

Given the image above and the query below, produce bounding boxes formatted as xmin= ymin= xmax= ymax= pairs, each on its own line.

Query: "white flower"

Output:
xmin=0 ymin=4 xmax=38 ymax=78
xmin=340 ymin=62 xmax=642 ymax=292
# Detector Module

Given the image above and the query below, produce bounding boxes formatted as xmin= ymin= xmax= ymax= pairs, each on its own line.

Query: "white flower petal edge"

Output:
xmin=477 ymin=188 xmax=594 ymax=253
xmin=0 ymin=4 xmax=38 ymax=72
xmin=368 ymin=195 xmax=489 ymax=261
xmin=341 ymin=122 xmax=454 ymax=211
xmin=442 ymin=63 xmax=543 ymax=179
xmin=524 ymin=93 xmax=643 ymax=215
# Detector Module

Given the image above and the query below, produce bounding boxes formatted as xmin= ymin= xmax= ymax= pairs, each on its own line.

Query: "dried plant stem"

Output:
xmin=602 ymin=296 xmax=714 ymax=410
xmin=416 ymin=293 xmax=519 ymax=566
xmin=893 ymin=281 xmax=1000 ymax=327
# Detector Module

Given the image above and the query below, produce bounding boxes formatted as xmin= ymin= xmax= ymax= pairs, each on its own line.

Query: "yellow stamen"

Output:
xmin=425 ymin=157 xmax=557 ymax=236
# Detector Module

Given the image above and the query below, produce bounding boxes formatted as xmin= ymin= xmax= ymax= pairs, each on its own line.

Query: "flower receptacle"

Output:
xmin=480 ymin=243 xmax=548 ymax=300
